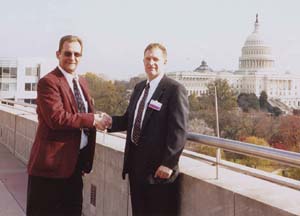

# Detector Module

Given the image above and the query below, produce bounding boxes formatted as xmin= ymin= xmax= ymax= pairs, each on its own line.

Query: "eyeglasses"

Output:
xmin=63 ymin=51 xmax=82 ymax=58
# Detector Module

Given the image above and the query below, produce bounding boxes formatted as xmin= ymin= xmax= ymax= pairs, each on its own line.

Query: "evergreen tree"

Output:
xmin=259 ymin=91 xmax=268 ymax=110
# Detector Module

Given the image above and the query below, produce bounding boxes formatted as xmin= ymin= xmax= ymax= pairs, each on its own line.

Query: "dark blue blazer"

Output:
xmin=109 ymin=75 xmax=189 ymax=184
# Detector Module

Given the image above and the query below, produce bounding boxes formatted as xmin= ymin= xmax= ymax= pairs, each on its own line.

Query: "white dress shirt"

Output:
xmin=58 ymin=66 xmax=88 ymax=149
xmin=131 ymin=72 xmax=164 ymax=142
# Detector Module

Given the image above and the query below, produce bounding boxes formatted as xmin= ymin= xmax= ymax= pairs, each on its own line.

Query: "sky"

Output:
xmin=1 ymin=0 xmax=300 ymax=80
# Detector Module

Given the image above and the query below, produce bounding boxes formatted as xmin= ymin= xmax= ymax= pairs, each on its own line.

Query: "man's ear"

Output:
xmin=56 ymin=51 xmax=60 ymax=59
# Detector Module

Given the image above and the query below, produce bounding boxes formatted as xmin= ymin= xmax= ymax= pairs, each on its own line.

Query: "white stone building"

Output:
xmin=0 ymin=57 xmax=51 ymax=103
xmin=168 ymin=15 xmax=300 ymax=110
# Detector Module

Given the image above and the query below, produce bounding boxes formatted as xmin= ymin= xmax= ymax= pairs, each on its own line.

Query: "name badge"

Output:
xmin=148 ymin=99 xmax=162 ymax=111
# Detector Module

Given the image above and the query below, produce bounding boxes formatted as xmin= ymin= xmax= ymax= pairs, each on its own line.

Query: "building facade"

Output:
xmin=0 ymin=57 xmax=50 ymax=104
xmin=168 ymin=15 xmax=300 ymax=109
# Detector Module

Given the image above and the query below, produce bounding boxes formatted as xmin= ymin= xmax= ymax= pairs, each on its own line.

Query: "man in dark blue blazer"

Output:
xmin=108 ymin=43 xmax=189 ymax=215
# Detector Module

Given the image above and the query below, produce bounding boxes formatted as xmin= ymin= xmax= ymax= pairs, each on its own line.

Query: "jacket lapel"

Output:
xmin=141 ymin=75 xmax=167 ymax=130
xmin=56 ymin=68 xmax=78 ymax=113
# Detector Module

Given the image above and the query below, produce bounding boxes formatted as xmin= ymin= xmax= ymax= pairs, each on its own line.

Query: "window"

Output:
xmin=25 ymin=67 xmax=39 ymax=76
xmin=32 ymin=83 xmax=37 ymax=91
xmin=2 ymin=67 xmax=10 ymax=78
xmin=0 ymin=67 xmax=17 ymax=78
xmin=24 ymin=99 xmax=36 ymax=104
xmin=0 ymin=83 xmax=9 ymax=91
xmin=25 ymin=83 xmax=31 ymax=91
xmin=10 ymin=68 xmax=17 ymax=78
xmin=25 ymin=83 xmax=38 ymax=91
xmin=25 ymin=68 xmax=31 ymax=76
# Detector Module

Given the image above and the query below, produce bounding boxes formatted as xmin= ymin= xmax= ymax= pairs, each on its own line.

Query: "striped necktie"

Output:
xmin=132 ymin=83 xmax=150 ymax=145
xmin=73 ymin=77 xmax=89 ymax=135
xmin=73 ymin=78 xmax=86 ymax=113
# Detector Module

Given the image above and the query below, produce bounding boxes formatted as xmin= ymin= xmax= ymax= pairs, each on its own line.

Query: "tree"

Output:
xmin=198 ymin=79 xmax=238 ymax=137
xmin=282 ymin=168 xmax=300 ymax=180
xmin=206 ymin=79 xmax=237 ymax=111
xmin=188 ymin=93 xmax=202 ymax=119
xmin=187 ymin=118 xmax=214 ymax=135
xmin=84 ymin=72 xmax=128 ymax=115
xmin=128 ymin=76 xmax=145 ymax=89
xmin=240 ymin=136 xmax=272 ymax=168
xmin=251 ymin=112 xmax=280 ymax=141
xmin=238 ymin=93 xmax=260 ymax=112
xmin=269 ymin=133 xmax=286 ymax=150
xmin=276 ymin=115 xmax=300 ymax=152
xmin=259 ymin=91 xmax=268 ymax=110
xmin=272 ymin=107 xmax=282 ymax=117
xmin=243 ymin=136 xmax=269 ymax=146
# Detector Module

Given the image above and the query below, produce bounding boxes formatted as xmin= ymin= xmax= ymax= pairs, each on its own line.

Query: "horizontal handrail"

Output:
xmin=107 ymin=131 xmax=300 ymax=169
xmin=1 ymin=99 xmax=299 ymax=169
xmin=106 ymin=131 xmax=300 ymax=189
xmin=187 ymin=132 xmax=300 ymax=168
xmin=0 ymin=99 xmax=36 ymax=114
xmin=0 ymin=99 xmax=37 ymax=108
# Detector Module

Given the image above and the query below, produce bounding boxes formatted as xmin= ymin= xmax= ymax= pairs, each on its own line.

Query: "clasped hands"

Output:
xmin=94 ymin=113 xmax=112 ymax=131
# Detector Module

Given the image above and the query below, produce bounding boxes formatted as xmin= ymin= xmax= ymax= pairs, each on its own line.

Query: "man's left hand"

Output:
xmin=154 ymin=165 xmax=173 ymax=179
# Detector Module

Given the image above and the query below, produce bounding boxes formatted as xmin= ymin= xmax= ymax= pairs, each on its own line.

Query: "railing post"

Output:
xmin=215 ymin=86 xmax=221 ymax=180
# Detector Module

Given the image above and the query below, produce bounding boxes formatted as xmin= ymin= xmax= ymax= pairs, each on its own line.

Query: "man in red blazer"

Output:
xmin=26 ymin=35 xmax=107 ymax=216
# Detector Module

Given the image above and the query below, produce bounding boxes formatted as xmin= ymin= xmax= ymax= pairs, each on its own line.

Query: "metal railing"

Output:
xmin=107 ymin=131 xmax=300 ymax=189
xmin=185 ymin=132 xmax=300 ymax=190
xmin=0 ymin=99 xmax=36 ymax=114
xmin=108 ymin=131 xmax=300 ymax=169
xmin=187 ymin=132 xmax=300 ymax=168
xmin=0 ymin=99 xmax=36 ymax=108
xmin=1 ymin=99 xmax=299 ymax=189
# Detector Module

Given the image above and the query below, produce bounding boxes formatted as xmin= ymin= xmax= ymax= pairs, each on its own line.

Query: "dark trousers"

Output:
xmin=26 ymin=157 xmax=84 ymax=216
xmin=129 ymin=175 xmax=180 ymax=216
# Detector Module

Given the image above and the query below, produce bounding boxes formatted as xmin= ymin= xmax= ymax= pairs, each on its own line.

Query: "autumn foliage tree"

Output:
xmin=84 ymin=72 xmax=129 ymax=115
xmin=271 ymin=115 xmax=300 ymax=152
xmin=195 ymin=79 xmax=238 ymax=138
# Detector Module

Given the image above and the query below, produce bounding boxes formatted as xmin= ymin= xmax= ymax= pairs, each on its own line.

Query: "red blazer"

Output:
xmin=27 ymin=67 xmax=96 ymax=178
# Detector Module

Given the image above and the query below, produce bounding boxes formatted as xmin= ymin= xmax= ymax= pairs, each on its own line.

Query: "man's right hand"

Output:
xmin=94 ymin=113 xmax=112 ymax=130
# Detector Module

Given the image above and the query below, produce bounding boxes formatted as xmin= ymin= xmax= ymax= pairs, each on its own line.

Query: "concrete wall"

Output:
xmin=0 ymin=108 xmax=17 ymax=153
xmin=0 ymin=104 xmax=300 ymax=216
xmin=0 ymin=106 xmax=37 ymax=164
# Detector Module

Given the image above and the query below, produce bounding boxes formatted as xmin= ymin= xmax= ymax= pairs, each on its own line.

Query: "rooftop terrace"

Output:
xmin=0 ymin=101 xmax=300 ymax=216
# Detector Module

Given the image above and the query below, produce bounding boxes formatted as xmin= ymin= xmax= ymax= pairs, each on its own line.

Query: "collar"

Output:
xmin=58 ymin=65 xmax=79 ymax=82
xmin=147 ymin=72 xmax=164 ymax=88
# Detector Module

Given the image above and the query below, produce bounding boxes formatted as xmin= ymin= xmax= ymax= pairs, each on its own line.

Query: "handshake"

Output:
xmin=94 ymin=112 xmax=112 ymax=131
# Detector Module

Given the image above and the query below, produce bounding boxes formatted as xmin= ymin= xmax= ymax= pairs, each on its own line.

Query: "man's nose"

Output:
xmin=149 ymin=59 xmax=155 ymax=64
xmin=70 ymin=54 xmax=76 ymax=60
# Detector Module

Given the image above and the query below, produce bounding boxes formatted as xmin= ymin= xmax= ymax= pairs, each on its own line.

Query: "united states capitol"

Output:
xmin=1 ymin=14 xmax=300 ymax=216
xmin=168 ymin=14 xmax=300 ymax=111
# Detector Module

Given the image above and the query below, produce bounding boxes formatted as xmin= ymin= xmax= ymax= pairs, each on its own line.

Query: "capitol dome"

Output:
xmin=194 ymin=60 xmax=213 ymax=73
xmin=239 ymin=14 xmax=274 ymax=71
